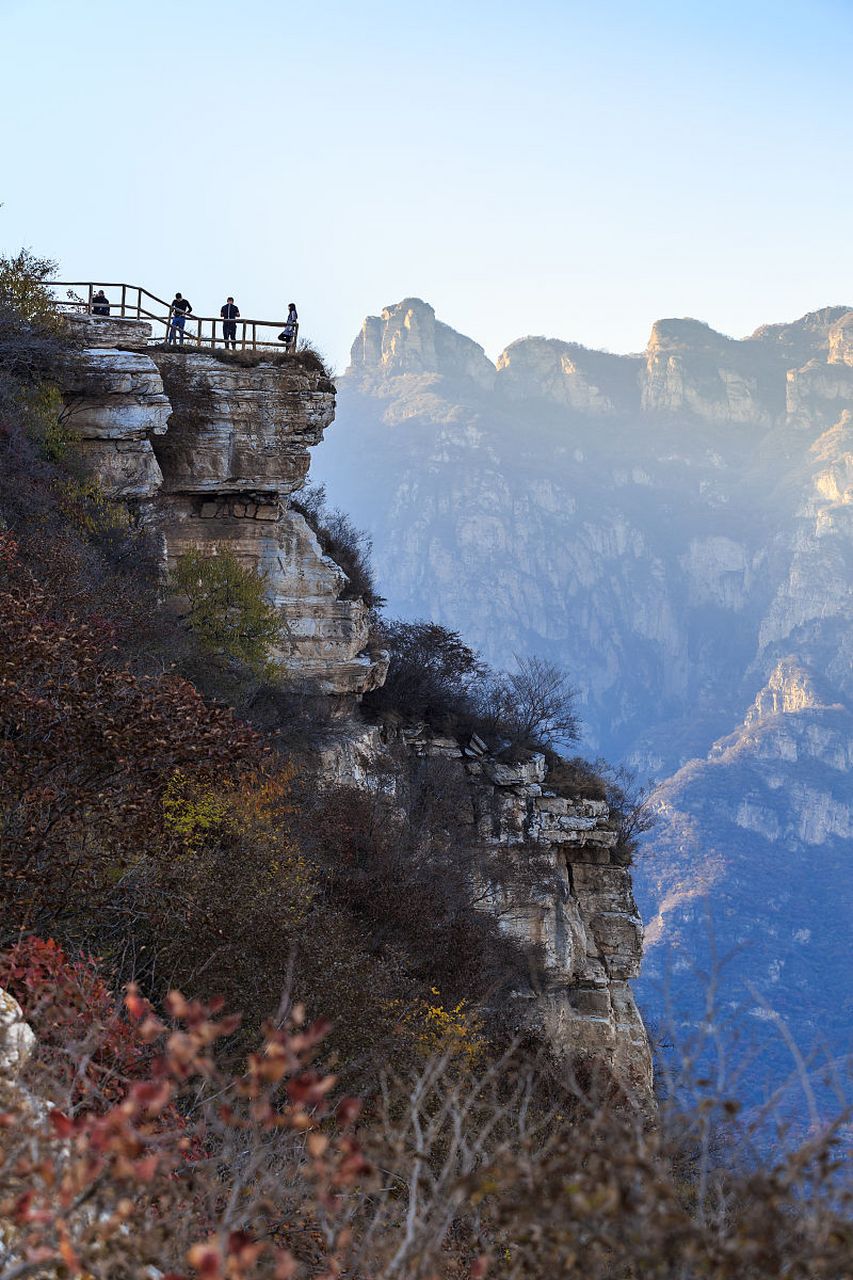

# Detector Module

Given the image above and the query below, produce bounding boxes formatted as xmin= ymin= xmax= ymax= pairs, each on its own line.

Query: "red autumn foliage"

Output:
xmin=0 ymin=937 xmax=152 ymax=1107
xmin=0 ymin=531 xmax=266 ymax=938
xmin=0 ymin=939 xmax=367 ymax=1279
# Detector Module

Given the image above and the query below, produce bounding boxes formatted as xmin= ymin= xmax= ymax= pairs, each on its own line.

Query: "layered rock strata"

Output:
xmin=471 ymin=750 xmax=649 ymax=1088
xmin=324 ymin=725 xmax=652 ymax=1092
xmin=59 ymin=315 xmax=385 ymax=696
xmin=54 ymin=311 xmax=651 ymax=1085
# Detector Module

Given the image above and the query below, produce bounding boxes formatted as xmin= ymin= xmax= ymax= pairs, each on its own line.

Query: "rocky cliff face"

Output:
xmin=350 ymin=298 xmax=496 ymax=391
xmin=313 ymin=295 xmax=853 ymax=1110
xmin=56 ymin=312 xmax=652 ymax=1086
xmin=61 ymin=315 xmax=385 ymax=697
xmin=324 ymin=724 xmax=651 ymax=1090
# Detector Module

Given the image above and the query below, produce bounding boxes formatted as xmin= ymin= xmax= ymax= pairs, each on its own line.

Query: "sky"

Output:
xmin=2 ymin=0 xmax=852 ymax=370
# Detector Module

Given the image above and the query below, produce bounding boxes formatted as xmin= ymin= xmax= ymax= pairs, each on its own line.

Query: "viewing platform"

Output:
xmin=47 ymin=281 xmax=298 ymax=353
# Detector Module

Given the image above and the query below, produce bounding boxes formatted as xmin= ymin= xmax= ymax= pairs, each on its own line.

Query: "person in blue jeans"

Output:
xmin=168 ymin=292 xmax=193 ymax=344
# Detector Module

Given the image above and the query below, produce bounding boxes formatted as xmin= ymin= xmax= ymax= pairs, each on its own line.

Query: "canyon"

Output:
xmin=314 ymin=297 xmax=852 ymax=1111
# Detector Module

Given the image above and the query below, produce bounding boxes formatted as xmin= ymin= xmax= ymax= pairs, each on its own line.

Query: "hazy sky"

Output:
xmin=3 ymin=0 xmax=851 ymax=369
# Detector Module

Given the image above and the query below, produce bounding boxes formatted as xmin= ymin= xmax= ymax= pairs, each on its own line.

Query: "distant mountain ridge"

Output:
xmin=313 ymin=295 xmax=852 ymax=1111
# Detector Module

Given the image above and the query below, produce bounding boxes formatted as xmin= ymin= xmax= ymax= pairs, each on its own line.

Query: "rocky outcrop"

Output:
xmin=495 ymin=338 xmax=642 ymax=414
xmin=324 ymin=727 xmax=652 ymax=1092
xmin=53 ymin=312 xmax=653 ymax=1089
xmin=828 ymin=312 xmax=853 ymax=366
xmin=477 ymin=758 xmax=650 ymax=1088
xmin=0 ymin=989 xmax=35 ymax=1080
xmin=641 ymin=318 xmax=776 ymax=423
xmin=61 ymin=326 xmax=170 ymax=503
xmin=349 ymin=297 xmax=496 ymax=391
xmin=58 ymin=315 xmax=385 ymax=696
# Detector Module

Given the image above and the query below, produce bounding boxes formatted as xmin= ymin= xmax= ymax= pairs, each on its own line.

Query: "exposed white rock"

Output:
xmin=57 ymin=347 xmax=169 ymax=502
xmin=0 ymin=989 xmax=35 ymax=1078
xmin=64 ymin=313 xmax=153 ymax=350
xmin=828 ymin=311 xmax=853 ymax=366
xmin=152 ymin=353 xmax=334 ymax=494
xmin=681 ymin=535 xmax=752 ymax=610
xmin=55 ymin=337 xmax=385 ymax=697
xmin=317 ymin=719 xmax=652 ymax=1091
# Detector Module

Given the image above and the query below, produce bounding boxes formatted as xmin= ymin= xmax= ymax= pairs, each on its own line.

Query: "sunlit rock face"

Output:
xmin=60 ymin=323 xmax=169 ymax=502
xmin=55 ymin=325 xmax=384 ymax=696
xmin=828 ymin=312 xmax=853 ymax=366
xmin=349 ymin=297 xmax=496 ymax=390
xmin=313 ymin=296 xmax=853 ymax=1111
xmin=467 ymin=744 xmax=650 ymax=1090
xmin=496 ymin=337 xmax=642 ymax=414
xmin=639 ymin=660 xmax=852 ymax=1115
xmin=641 ymin=318 xmax=774 ymax=423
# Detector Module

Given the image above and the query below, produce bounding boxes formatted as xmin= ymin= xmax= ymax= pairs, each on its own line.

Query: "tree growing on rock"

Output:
xmin=171 ymin=546 xmax=286 ymax=675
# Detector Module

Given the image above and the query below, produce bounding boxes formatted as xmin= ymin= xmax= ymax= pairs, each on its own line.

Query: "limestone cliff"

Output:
xmin=323 ymin=725 xmax=651 ymax=1090
xmin=496 ymin=338 xmax=642 ymax=415
xmin=61 ymin=315 xmax=385 ymax=697
xmin=56 ymin=312 xmax=652 ymax=1088
xmin=350 ymin=297 xmax=496 ymax=391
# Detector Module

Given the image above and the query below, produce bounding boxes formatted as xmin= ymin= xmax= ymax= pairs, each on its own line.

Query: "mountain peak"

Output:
xmin=744 ymin=659 xmax=827 ymax=725
xmin=348 ymin=298 xmax=495 ymax=390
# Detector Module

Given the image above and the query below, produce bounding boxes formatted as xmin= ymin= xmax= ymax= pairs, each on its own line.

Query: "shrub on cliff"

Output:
xmin=477 ymin=654 xmax=580 ymax=753
xmin=172 ymin=546 xmax=285 ymax=674
xmin=300 ymin=764 xmax=549 ymax=1014
xmin=147 ymin=340 xmax=332 ymax=379
xmin=290 ymin=482 xmax=383 ymax=606
xmin=363 ymin=619 xmax=581 ymax=757
xmin=362 ymin=618 xmax=487 ymax=729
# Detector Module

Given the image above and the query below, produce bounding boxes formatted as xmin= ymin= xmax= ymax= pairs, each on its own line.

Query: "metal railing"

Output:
xmin=46 ymin=281 xmax=299 ymax=352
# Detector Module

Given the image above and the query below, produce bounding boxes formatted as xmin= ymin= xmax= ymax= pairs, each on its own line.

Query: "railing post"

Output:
xmin=121 ymin=284 xmax=127 ymax=318
xmin=87 ymin=283 xmax=93 ymax=315
xmin=252 ymin=322 xmax=257 ymax=350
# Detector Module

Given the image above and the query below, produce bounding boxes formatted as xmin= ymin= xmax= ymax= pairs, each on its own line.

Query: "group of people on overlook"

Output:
xmin=89 ymin=288 xmax=299 ymax=351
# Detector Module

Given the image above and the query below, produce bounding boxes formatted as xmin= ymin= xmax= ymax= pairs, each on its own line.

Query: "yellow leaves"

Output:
xmin=57 ymin=476 xmax=129 ymax=535
xmin=395 ymin=988 xmax=486 ymax=1067
xmin=161 ymin=765 xmax=314 ymax=929
xmin=162 ymin=769 xmax=229 ymax=852
xmin=228 ymin=764 xmax=297 ymax=830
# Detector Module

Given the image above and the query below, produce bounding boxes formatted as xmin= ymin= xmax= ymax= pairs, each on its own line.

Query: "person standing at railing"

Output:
xmin=168 ymin=292 xmax=193 ymax=344
xmin=220 ymin=296 xmax=240 ymax=350
xmin=279 ymin=302 xmax=298 ymax=350
xmin=91 ymin=289 xmax=111 ymax=317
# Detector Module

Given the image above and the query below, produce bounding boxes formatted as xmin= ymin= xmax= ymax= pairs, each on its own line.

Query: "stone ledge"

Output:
xmin=65 ymin=313 xmax=153 ymax=349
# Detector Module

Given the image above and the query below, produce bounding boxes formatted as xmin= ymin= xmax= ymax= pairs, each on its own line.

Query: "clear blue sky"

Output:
xmin=3 ymin=0 xmax=851 ymax=369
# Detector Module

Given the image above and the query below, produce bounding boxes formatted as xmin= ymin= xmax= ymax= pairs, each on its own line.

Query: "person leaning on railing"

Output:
xmin=91 ymin=289 xmax=111 ymax=317
xmin=278 ymin=303 xmax=298 ymax=350
xmin=168 ymin=292 xmax=193 ymax=344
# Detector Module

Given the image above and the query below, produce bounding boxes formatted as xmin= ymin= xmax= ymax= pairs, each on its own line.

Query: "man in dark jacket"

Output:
xmin=168 ymin=292 xmax=193 ymax=344
xmin=220 ymin=296 xmax=240 ymax=349
xmin=91 ymin=289 xmax=110 ymax=316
